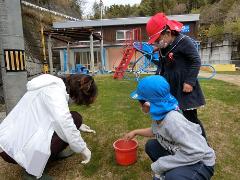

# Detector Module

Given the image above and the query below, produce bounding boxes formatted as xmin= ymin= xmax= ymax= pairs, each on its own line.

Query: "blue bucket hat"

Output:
xmin=130 ymin=75 xmax=178 ymax=121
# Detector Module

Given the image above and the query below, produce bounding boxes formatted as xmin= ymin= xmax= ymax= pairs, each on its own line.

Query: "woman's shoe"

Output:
xmin=23 ymin=171 xmax=53 ymax=180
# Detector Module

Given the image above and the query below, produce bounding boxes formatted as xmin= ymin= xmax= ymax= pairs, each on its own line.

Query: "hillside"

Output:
xmin=199 ymin=0 xmax=240 ymax=41
xmin=25 ymin=0 xmax=82 ymax=18
xmin=21 ymin=0 xmax=82 ymax=73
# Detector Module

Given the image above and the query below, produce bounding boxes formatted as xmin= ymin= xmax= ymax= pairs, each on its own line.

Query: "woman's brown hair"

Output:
xmin=64 ymin=74 xmax=98 ymax=105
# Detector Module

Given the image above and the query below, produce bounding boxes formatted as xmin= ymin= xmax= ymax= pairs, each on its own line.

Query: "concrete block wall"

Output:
xmin=25 ymin=56 xmax=43 ymax=77
xmin=200 ymin=40 xmax=237 ymax=65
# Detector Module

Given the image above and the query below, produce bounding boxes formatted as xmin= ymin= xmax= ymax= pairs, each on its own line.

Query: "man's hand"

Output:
xmin=81 ymin=147 xmax=91 ymax=164
xmin=183 ymin=83 xmax=193 ymax=93
xmin=79 ymin=124 xmax=96 ymax=134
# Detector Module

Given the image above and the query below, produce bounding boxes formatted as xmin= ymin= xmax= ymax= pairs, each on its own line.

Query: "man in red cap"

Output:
xmin=146 ymin=13 xmax=207 ymax=139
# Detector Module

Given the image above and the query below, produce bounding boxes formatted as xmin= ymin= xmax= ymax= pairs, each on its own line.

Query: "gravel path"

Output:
xmin=199 ymin=72 xmax=240 ymax=86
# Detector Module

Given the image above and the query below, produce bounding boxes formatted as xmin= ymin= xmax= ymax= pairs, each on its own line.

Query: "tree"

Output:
xmin=176 ymin=0 xmax=207 ymax=13
xmin=105 ymin=4 xmax=136 ymax=18
xmin=172 ymin=3 xmax=187 ymax=14
xmin=92 ymin=1 xmax=102 ymax=19
xmin=74 ymin=0 xmax=86 ymax=17
xmin=200 ymin=0 xmax=236 ymax=25
xmin=137 ymin=0 xmax=178 ymax=16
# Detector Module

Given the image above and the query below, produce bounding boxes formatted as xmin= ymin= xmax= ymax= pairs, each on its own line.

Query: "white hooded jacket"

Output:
xmin=0 ymin=74 xmax=86 ymax=178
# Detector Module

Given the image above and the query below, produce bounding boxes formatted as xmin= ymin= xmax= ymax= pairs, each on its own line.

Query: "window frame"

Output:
xmin=116 ymin=30 xmax=133 ymax=41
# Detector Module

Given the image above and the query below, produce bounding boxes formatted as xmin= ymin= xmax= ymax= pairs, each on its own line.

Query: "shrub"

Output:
xmin=224 ymin=18 xmax=240 ymax=37
xmin=207 ymin=24 xmax=224 ymax=41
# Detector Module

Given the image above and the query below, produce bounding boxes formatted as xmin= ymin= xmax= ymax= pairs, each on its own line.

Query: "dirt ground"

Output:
xmin=199 ymin=72 xmax=240 ymax=86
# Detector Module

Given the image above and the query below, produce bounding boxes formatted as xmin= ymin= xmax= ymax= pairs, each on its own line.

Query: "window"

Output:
xmin=75 ymin=50 xmax=100 ymax=70
xmin=116 ymin=30 xmax=132 ymax=40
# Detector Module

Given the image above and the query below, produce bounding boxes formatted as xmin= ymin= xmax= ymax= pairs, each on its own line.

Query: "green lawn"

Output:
xmin=60 ymin=76 xmax=240 ymax=180
xmin=0 ymin=75 xmax=239 ymax=180
xmin=215 ymin=70 xmax=240 ymax=75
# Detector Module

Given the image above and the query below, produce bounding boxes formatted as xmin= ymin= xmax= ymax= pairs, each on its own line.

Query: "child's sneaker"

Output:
xmin=153 ymin=174 xmax=165 ymax=180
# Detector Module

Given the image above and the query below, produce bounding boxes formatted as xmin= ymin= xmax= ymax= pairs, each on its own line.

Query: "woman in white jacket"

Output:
xmin=0 ymin=74 xmax=98 ymax=179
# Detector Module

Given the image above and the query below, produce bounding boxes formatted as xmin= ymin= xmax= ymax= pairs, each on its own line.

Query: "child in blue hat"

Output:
xmin=124 ymin=75 xmax=215 ymax=180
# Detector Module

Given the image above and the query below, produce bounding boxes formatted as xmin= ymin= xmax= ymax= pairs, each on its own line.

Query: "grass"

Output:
xmin=0 ymin=75 xmax=239 ymax=179
xmin=68 ymin=76 xmax=240 ymax=180
xmin=215 ymin=70 xmax=240 ymax=75
xmin=199 ymin=79 xmax=240 ymax=180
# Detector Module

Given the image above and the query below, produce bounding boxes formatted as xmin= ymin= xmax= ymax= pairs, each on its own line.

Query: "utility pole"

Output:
xmin=100 ymin=0 xmax=105 ymax=72
xmin=0 ymin=0 xmax=27 ymax=114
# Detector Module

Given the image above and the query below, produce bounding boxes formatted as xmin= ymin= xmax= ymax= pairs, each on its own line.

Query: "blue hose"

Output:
xmin=198 ymin=64 xmax=216 ymax=80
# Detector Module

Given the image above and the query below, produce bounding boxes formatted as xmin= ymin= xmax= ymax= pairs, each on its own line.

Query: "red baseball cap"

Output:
xmin=146 ymin=13 xmax=183 ymax=44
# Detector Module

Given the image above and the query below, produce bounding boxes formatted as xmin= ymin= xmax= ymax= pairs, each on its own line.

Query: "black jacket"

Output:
xmin=158 ymin=34 xmax=205 ymax=110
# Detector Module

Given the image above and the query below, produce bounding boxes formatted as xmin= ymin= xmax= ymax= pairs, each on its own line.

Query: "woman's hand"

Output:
xmin=79 ymin=124 xmax=96 ymax=134
xmin=123 ymin=131 xmax=136 ymax=140
xmin=81 ymin=147 xmax=91 ymax=164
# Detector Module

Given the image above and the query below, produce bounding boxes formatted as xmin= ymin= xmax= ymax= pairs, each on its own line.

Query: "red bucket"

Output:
xmin=113 ymin=139 xmax=138 ymax=166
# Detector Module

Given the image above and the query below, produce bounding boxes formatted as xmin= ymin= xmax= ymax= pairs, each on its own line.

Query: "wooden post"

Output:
xmin=90 ymin=33 xmax=95 ymax=74
xmin=67 ymin=42 xmax=70 ymax=73
xmin=47 ymin=35 xmax=53 ymax=74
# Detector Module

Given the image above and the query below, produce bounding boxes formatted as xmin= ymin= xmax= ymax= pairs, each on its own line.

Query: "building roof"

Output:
xmin=44 ymin=28 xmax=101 ymax=42
xmin=53 ymin=14 xmax=200 ymax=29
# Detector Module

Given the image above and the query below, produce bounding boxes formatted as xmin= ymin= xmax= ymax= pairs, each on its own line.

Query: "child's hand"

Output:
xmin=183 ymin=83 xmax=193 ymax=93
xmin=123 ymin=131 xmax=136 ymax=140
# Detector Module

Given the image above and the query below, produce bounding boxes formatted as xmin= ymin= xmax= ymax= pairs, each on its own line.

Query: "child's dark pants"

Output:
xmin=0 ymin=111 xmax=82 ymax=164
xmin=145 ymin=139 xmax=214 ymax=180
